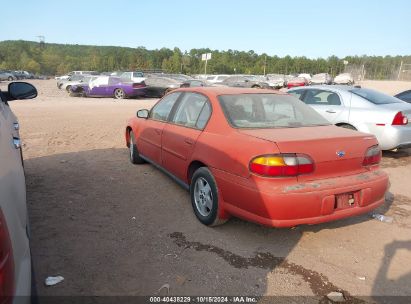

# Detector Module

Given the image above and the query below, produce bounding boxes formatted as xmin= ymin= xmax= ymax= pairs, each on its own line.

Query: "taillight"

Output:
xmin=363 ymin=145 xmax=381 ymax=166
xmin=249 ymin=154 xmax=314 ymax=177
xmin=0 ymin=209 xmax=14 ymax=304
xmin=392 ymin=112 xmax=408 ymax=125
xmin=133 ymin=82 xmax=146 ymax=88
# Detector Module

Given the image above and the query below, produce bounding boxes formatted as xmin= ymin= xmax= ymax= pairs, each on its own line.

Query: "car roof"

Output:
xmin=289 ymin=85 xmax=356 ymax=92
xmin=174 ymin=87 xmax=288 ymax=96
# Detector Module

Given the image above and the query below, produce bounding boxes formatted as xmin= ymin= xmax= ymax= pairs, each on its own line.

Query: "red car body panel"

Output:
xmin=126 ymin=87 xmax=389 ymax=227
xmin=287 ymin=82 xmax=307 ymax=89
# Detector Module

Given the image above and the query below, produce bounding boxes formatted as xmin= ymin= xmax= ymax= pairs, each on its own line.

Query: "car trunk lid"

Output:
xmin=238 ymin=125 xmax=377 ymax=181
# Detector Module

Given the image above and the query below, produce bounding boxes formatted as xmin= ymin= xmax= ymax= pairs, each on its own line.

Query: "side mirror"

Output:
xmin=8 ymin=82 xmax=37 ymax=100
xmin=137 ymin=109 xmax=149 ymax=119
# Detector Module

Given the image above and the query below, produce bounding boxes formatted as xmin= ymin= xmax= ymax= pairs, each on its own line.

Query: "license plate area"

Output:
xmin=335 ymin=191 xmax=360 ymax=210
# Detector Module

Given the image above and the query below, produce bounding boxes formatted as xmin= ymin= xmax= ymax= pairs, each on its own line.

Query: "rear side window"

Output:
xmin=302 ymin=89 xmax=341 ymax=105
xmin=172 ymin=93 xmax=210 ymax=129
xmin=219 ymin=93 xmax=330 ymax=128
xmin=288 ymin=90 xmax=305 ymax=100
xmin=350 ymin=88 xmax=402 ymax=104
xmin=150 ymin=92 xmax=181 ymax=121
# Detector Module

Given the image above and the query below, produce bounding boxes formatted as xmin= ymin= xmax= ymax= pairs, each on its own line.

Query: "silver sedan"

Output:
xmin=288 ymin=85 xmax=411 ymax=150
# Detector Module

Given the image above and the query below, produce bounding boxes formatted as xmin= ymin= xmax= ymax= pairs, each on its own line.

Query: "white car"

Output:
xmin=120 ymin=71 xmax=146 ymax=84
xmin=288 ymin=85 xmax=411 ymax=150
xmin=205 ymin=75 xmax=230 ymax=84
xmin=334 ymin=73 xmax=354 ymax=85
xmin=311 ymin=73 xmax=333 ymax=85
xmin=1 ymin=82 xmax=38 ymax=302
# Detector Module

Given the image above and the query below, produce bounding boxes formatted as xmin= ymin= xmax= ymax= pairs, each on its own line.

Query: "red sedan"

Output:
xmin=287 ymin=77 xmax=308 ymax=89
xmin=125 ymin=87 xmax=388 ymax=227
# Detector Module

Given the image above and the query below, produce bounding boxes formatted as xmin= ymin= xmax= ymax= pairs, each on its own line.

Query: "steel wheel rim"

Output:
xmin=194 ymin=177 xmax=213 ymax=217
xmin=115 ymin=89 xmax=124 ymax=99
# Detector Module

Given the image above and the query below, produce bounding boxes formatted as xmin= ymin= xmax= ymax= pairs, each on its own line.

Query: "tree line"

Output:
xmin=0 ymin=40 xmax=409 ymax=79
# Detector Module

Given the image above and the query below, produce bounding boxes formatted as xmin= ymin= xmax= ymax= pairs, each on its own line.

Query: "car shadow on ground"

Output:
xmin=23 ymin=148 xmax=399 ymax=302
xmin=381 ymin=148 xmax=411 ymax=168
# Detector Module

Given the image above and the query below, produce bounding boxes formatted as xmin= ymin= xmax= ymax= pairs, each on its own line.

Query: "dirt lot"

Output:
xmin=3 ymin=80 xmax=411 ymax=302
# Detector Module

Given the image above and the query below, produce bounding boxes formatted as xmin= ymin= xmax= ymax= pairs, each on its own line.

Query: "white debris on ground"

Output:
xmin=326 ymin=291 xmax=345 ymax=302
xmin=45 ymin=276 xmax=64 ymax=286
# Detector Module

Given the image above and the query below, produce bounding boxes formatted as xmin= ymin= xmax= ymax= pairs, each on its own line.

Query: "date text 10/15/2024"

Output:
xmin=149 ymin=296 xmax=258 ymax=303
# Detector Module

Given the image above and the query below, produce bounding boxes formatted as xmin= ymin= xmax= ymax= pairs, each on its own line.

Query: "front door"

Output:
xmin=137 ymin=92 xmax=182 ymax=164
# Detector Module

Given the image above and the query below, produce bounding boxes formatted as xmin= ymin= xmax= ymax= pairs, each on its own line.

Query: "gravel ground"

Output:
xmin=3 ymin=79 xmax=411 ymax=302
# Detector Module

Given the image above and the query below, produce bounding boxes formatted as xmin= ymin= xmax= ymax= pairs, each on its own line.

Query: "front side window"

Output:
xmin=288 ymin=90 xmax=305 ymax=100
xmin=150 ymin=92 xmax=181 ymax=121
xmin=219 ymin=93 xmax=330 ymax=129
xmin=172 ymin=93 xmax=209 ymax=129
xmin=303 ymin=90 xmax=341 ymax=105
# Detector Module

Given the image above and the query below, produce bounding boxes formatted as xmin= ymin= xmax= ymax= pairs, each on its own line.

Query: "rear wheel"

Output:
xmin=129 ymin=132 xmax=145 ymax=164
xmin=252 ymin=85 xmax=261 ymax=89
xmin=190 ymin=167 xmax=227 ymax=226
xmin=66 ymin=85 xmax=71 ymax=92
xmin=114 ymin=88 xmax=125 ymax=99
xmin=8 ymin=76 xmax=13 ymax=81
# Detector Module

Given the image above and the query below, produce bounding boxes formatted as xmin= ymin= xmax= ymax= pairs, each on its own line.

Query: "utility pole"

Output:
xmin=263 ymin=55 xmax=267 ymax=76
xmin=397 ymin=61 xmax=403 ymax=80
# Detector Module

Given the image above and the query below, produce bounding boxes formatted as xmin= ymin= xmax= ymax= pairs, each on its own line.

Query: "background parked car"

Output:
xmin=394 ymin=90 xmax=411 ymax=103
xmin=286 ymin=77 xmax=308 ymax=89
xmin=288 ymin=85 xmax=411 ymax=150
xmin=1 ymin=82 xmax=38 ymax=302
xmin=70 ymin=76 xmax=146 ymax=99
xmin=265 ymin=74 xmax=286 ymax=88
xmin=144 ymin=75 xmax=182 ymax=97
xmin=57 ymin=74 xmax=85 ymax=89
xmin=180 ymin=79 xmax=210 ymax=88
xmin=334 ymin=73 xmax=354 ymax=85
xmin=298 ymin=73 xmax=312 ymax=83
xmin=0 ymin=70 xmax=17 ymax=81
xmin=219 ymin=75 xmax=271 ymax=89
xmin=120 ymin=71 xmax=146 ymax=84
xmin=62 ymin=75 xmax=99 ymax=92
xmin=205 ymin=75 xmax=230 ymax=84
xmin=311 ymin=73 xmax=333 ymax=85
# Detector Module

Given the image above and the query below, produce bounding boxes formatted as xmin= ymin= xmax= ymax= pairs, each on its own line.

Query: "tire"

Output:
xmin=252 ymin=85 xmax=261 ymax=89
xmin=129 ymin=132 xmax=145 ymax=164
xmin=8 ymin=76 xmax=13 ymax=81
xmin=190 ymin=167 xmax=227 ymax=226
xmin=338 ymin=124 xmax=357 ymax=130
xmin=114 ymin=88 xmax=125 ymax=99
xmin=66 ymin=85 xmax=71 ymax=93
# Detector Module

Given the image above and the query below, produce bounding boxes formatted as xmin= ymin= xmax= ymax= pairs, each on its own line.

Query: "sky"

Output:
xmin=1 ymin=0 xmax=410 ymax=58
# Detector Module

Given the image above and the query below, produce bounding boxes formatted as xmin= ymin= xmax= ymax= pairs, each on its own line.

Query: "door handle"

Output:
xmin=154 ymin=129 xmax=161 ymax=135
xmin=326 ymin=110 xmax=336 ymax=113
xmin=184 ymin=138 xmax=194 ymax=145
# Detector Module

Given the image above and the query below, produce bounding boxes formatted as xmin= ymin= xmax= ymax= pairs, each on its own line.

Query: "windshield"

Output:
xmin=219 ymin=93 xmax=330 ymax=128
xmin=350 ymin=88 xmax=403 ymax=104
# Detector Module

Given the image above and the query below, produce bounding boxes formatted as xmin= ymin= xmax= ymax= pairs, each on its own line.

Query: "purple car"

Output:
xmin=70 ymin=76 xmax=146 ymax=99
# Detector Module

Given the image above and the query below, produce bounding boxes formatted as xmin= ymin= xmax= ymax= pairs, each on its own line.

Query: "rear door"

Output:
xmin=301 ymin=89 xmax=348 ymax=124
xmin=138 ymin=92 xmax=182 ymax=164
xmin=161 ymin=93 xmax=211 ymax=181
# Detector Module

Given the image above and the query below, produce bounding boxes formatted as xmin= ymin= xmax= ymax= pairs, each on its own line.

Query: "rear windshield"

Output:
xmin=350 ymin=88 xmax=402 ymax=104
xmin=218 ymin=93 xmax=330 ymax=128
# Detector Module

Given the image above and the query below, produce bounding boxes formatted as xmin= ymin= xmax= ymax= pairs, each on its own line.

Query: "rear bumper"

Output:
xmin=129 ymin=88 xmax=147 ymax=97
xmin=213 ymin=168 xmax=389 ymax=227
xmin=367 ymin=124 xmax=411 ymax=150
